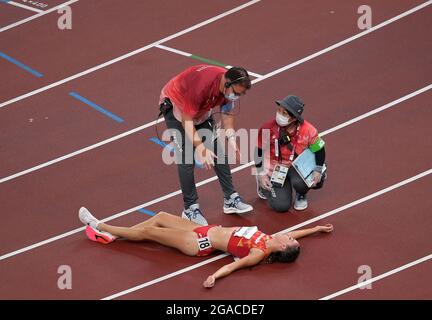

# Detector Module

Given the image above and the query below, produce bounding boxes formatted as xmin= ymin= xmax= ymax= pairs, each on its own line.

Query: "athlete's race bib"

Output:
xmin=234 ymin=226 xmax=258 ymax=239
xmin=197 ymin=236 xmax=212 ymax=252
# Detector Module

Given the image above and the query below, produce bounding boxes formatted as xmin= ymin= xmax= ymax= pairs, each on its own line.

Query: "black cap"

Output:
xmin=275 ymin=95 xmax=305 ymax=124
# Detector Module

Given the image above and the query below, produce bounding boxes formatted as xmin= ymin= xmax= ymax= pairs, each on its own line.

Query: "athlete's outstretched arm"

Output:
xmin=203 ymin=251 xmax=264 ymax=288
xmin=287 ymin=224 xmax=334 ymax=240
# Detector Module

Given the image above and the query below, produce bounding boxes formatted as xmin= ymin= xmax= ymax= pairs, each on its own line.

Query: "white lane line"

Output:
xmin=155 ymin=44 xmax=264 ymax=78
xmin=226 ymin=65 xmax=263 ymax=79
xmin=1 ymin=83 xmax=430 ymax=185
xmin=0 ymin=161 xmax=250 ymax=262
xmin=7 ymin=1 xmax=43 ymax=13
xmin=0 ymin=0 xmax=79 ymax=32
xmin=0 ymin=88 xmax=429 ymax=261
xmin=101 ymin=253 xmax=229 ymax=300
xmin=0 ymin=118 xmax=165 ymax=184
xmin=253 ymin=0 xmax=432 ymax=84
xmin=110 ymin=247 xmax=432 ymax=301
xmin=320 ymin=254 xmax=432 ymax=300
xmin=102 ymin=168 xmax=432 ymax=300
xmin=0 ymin=1 xmax=428 ymax=181
xmin=155 ymin=44 xmax=191 ymax=57
xmin=226 ymin=66 xmax=263 ymax=79
xmin=0 ymin=0 xmax=261 ymax=107
xmin=275 ymin=169 xmax=432 ymax=235
xmin=2 ymin=0 xmax=430 ymax=108
xmin=320 ymin=83 xmax=432 ymax=136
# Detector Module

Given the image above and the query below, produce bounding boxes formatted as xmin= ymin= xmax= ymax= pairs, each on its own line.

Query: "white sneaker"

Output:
xmin=79 ymin=207 xmax=116 ymax=244
xmin=79 ymin=207 xmax=100 ymax=229
xmin=293 ymin=194 xmax=308 ymax=211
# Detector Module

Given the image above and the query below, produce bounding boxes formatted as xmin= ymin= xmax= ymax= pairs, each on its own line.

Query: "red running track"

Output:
xmin=0 ymin=0 xmax=431 ymax=299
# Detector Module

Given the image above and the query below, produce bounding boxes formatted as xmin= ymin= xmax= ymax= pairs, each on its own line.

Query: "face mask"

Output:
xmin=276 ymin=112 xmax=290 ymax=126
xmin=225 ymin=92 xmax=240 ymax=102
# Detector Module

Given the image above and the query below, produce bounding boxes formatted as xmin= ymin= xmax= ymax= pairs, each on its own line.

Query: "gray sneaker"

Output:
xmin=182 ymin=204 xmax=208 ymax=226
xmin=223 ymin=192 xmax=253 ymax=214
xmin=294 ymin=193 xmax=308 ymax=211
xmin=255 ymin=175 xmax=267 ymax=200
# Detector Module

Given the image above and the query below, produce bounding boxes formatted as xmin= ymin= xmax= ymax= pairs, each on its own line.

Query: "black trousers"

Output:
xmin=163 ymin=106 xmax=235 ymax=209
xmin=263 ymin=166 xmax=326 ymax=213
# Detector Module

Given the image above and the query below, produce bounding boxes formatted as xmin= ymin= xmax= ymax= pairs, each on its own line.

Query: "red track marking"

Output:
xmin=0 ymin=0 xmax=78 ymax=33
xmin=334 ymin=260 xmax=432 ymax=300
xmin=0 ymin=49 xmax=196 ymax=176
xmin=0 ymin=2 xmax=34 ymax=27
xmin=7 ymin=1 xmax=43 ymax=13
xmin=240 ymin=6 xmax=432 ymax=133
xmin=13 ymin=0 xmax=70 ymax=11
xmin=165 ymin=0 xmax=426 ymax=74
xmin=1 ymin=1 xmax=428 ymax=107
xmin=1 ymin=7 xmax=431 ymax=180
xmin=0 ymin=91 xmax=430 ymax=298
xmin=0 ymin=0 xmax=248 ymax=101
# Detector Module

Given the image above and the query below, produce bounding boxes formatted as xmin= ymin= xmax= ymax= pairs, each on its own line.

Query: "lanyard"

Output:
xmin=275 ymin=125 xmax=299 ymax=162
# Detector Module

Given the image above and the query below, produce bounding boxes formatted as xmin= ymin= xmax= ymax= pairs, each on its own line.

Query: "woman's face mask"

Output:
xmin=225 ymin=92 xmax=240 ymax=102
xmin=224 ymin=85 xmax=242 ymax=102
xmin=276 ymin=111 xmax=291 ymax=126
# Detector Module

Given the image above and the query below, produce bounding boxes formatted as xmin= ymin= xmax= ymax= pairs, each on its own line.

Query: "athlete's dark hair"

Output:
xmin=267 ymin=245 xmax=300 ymax=264
xmin=225 ymin=67 xmax=251 ymax=89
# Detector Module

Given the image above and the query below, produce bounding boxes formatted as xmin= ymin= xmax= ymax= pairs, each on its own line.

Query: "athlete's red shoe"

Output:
xmin=85 ymin=225 xmax=116 ymax=244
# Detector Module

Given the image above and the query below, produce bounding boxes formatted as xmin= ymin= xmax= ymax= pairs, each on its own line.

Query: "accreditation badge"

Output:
xmin=270 ymin=164 xmax=289 ymax=187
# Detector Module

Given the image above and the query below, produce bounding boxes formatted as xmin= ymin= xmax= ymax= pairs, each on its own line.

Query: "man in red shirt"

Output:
xmin=254 ymin=95 xmax=327 ymax=212
xmin=159 ymin=65 xmax=253 ymax=225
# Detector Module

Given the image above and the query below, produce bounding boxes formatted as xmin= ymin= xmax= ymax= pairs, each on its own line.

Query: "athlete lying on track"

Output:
xmin=79 ymin=207 xmax=334 ymax=288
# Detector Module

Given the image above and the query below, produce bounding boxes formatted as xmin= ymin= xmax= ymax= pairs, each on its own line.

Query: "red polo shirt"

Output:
xmin=160 ymin=65 xmax=230 ymax=124
xmin=257 ymin=119 xmax=320 ymax=174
